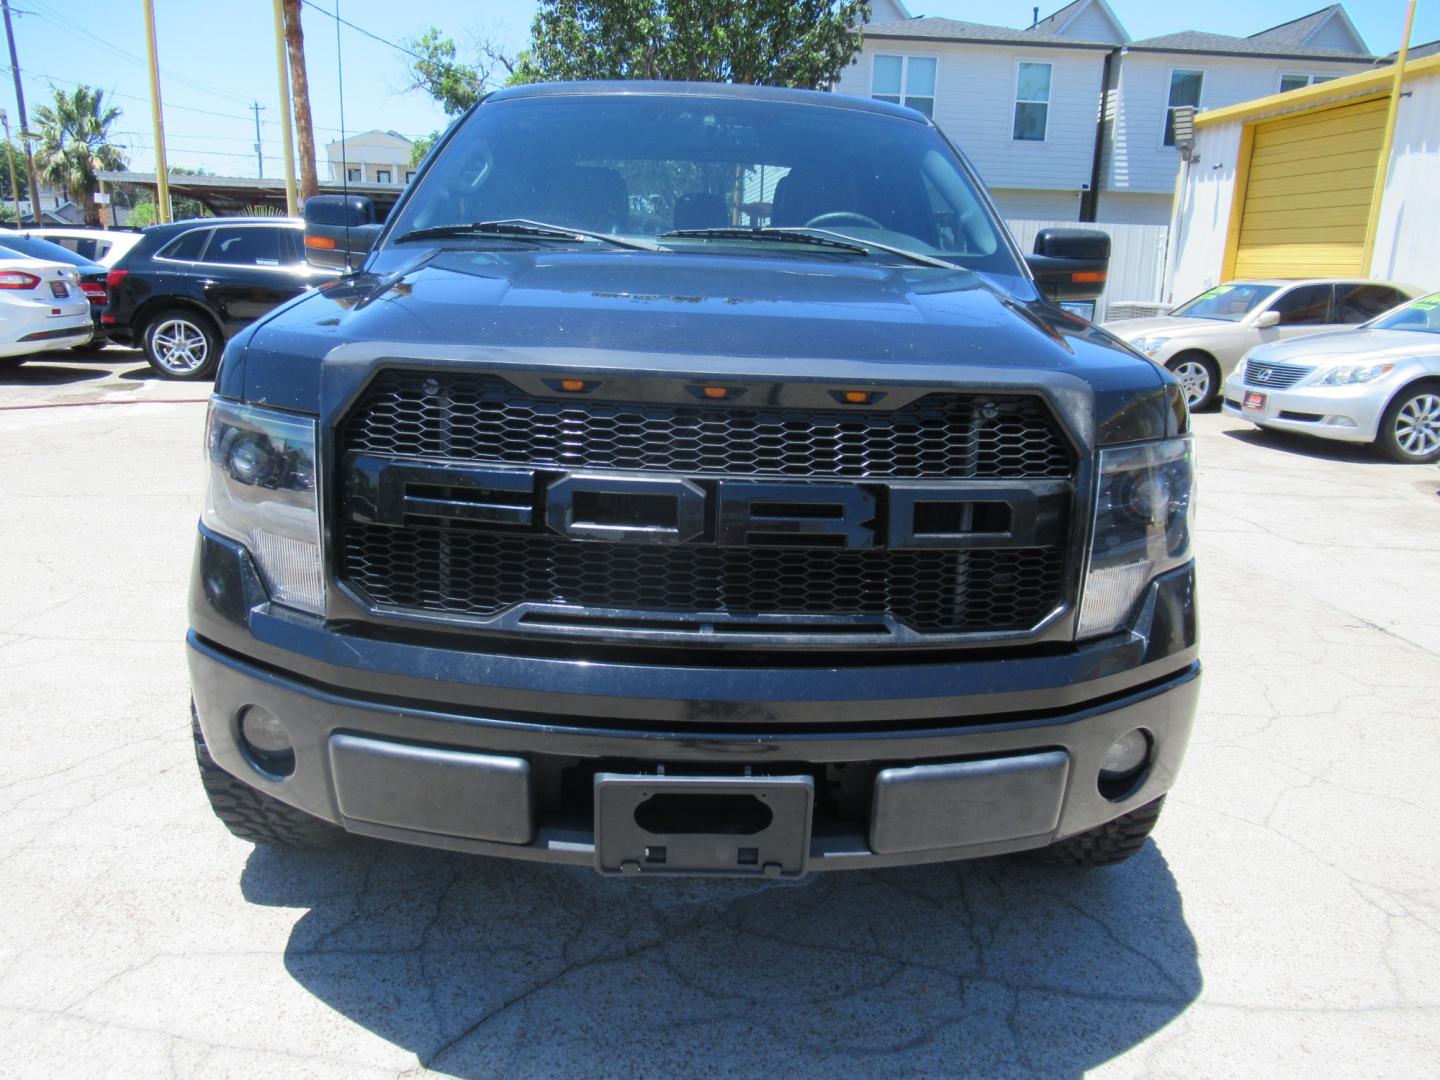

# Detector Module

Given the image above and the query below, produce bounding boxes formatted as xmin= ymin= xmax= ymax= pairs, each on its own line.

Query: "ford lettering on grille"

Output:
xmin=344 ymin=455 xmax=1067 ymax=552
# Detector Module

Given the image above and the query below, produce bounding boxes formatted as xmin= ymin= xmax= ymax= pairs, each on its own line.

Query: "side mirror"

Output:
xmin=1025 ymin=228 xmax=1111 ymax=303
xmin=1254 ymin=309 xmax=1281 ymax=329
xmin=303 ymin=194 xmax=382 ymax=270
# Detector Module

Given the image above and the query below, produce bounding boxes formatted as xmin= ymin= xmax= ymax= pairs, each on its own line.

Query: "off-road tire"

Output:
xmin=192 ymin=704 xmax=345 ymax=847
xmin=1028 ymin=796 xmax=1165 ymax=867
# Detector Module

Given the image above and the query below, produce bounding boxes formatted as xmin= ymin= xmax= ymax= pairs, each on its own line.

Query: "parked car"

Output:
xmin=188 ymin=82 xmax=1199 ymax=876
xmin=12 ymin=226 xmax=140 ymax=267
xmin=0 ymin=249 xmax=92 ymax=364
xmin=1104 ymin=279 xmax=1419 ymax=411
xmin=103 ymin=217 xmax=339 ymax=379
xmin=0 ymin=234 xmax=108 ymax=339
xmin=1223 ymin=291 xmax=1440 ymax=463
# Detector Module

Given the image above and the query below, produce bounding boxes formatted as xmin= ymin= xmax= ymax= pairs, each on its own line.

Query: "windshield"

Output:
xmin=386 ymin=94 xmax=1019 ymax=276
xmin=1369 ymin=292 xmax=1440 ymax=333
xmin=1170 ymin=283 xmax=1279 ymax=322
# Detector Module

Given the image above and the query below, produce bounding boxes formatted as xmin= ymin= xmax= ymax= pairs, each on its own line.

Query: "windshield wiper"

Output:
xmin=393 ymin=218 xmax=657 ymax=252
xmin=659 ymin=226 xmax=957 ymax=270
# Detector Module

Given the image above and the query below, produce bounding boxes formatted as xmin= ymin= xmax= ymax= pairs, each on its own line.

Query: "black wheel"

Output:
xmin=143 ymin=308 xmax=221 ymax=380
xmin=1376 ymin=381 xmax=1440 ymax=464
xmin=1028 ymin=796 xmax=1165 ymax=867
xmin=1166 ymin=352 xmax=1219 ymax=412
xmin=192 ymin=704 xmax=345 ymax=848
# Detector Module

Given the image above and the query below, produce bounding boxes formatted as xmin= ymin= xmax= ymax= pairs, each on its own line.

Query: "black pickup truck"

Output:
xmin=189 ymin=82 xmax=1198 ymax=877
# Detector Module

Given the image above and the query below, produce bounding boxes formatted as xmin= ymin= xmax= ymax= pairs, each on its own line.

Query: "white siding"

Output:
xmin=1168 ymin=122 xmax=1243 ymax=302
xmin=1096 ymin=191 xmax=1173 ymax=225
xmin=1061 ymin=5 xmax=1125 ymax=44
xmin=1305 ymin=17 xmax=1364 ymax=54
xmin=1370 ymin=73 xmax=1440 ymax=292
xmin=1104 ymin=52 xmax=1372 ymax=195
xmin=991 ymin=188 xmax=1083 ymax=220
xmin=869 ymin=0 xmax=909 ymax=20
xmin=837 ymin=41 xmax=1108 ymax=192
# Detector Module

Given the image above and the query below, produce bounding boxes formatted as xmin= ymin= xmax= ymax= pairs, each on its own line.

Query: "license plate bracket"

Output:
xmin=594 ymin=773 xmax=813 ymax=878
xmin=1244 ymin=390 xmax=1267 ymax=410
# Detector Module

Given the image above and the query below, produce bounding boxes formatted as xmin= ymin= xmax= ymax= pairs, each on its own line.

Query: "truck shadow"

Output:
xmin=242 ymin=839 xmax=1199 ymax=1077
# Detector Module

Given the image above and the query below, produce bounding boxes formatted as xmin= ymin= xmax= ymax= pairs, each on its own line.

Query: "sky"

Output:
xmin=6 ymin=0 xmax=1435 ymax=177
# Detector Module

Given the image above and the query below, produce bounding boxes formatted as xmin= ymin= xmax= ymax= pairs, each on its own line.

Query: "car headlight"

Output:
xmin=1315 ymin=363 xmax=1395 ymax=386
xmin=203 ymin=398 xmax=324 ymax=615
xmin=1076 ymin=436 xmax=1195 ymax=639
xmin=1131 ymin=336 xmax=1169 ymax=357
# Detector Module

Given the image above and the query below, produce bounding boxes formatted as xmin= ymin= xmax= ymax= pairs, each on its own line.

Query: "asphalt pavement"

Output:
xmin=2 ymin=346 xmax=1438 ymax=1078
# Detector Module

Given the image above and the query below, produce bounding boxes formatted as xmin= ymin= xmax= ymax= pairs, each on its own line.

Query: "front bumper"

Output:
xmin=1221 ymin=369 xmax=1386 ymax=443
xmin=189 ymin=527 xmax=1200 ymax=873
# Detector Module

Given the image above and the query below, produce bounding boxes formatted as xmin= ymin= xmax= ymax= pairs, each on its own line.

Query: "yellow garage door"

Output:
xmin=1232 ymin=96 xmax=1386 ymax=279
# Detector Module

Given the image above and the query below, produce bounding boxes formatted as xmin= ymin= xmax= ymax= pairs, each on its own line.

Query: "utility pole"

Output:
xmin=251 ymin=101 xmax=265 ymax=178
xmin=271 ymin=0 xmax=298 ymax=214
xmin=1 ymin=0 xmax=40 ymax=224
xmin=0 ymin=108 xmax=20 ymax=224
xmin=140 ymin=0 xmax=171 ymax=222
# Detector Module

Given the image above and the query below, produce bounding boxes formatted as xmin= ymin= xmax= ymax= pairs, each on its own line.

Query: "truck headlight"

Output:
xmin=1316 ymin=363 xmax=1394 ymax=386
xmin=203 ymin=398 xmax=324 ymax=615
xmin=1076 ymin=436 xmax=1195 ymax=639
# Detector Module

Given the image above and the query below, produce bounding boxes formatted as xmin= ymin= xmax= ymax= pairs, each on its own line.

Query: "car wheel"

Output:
xmin=1377 ymin=382 xmax=1440 ymax=464
xmin=1166 ymin=353 xmax=1219 ymax=412
xmin=143 ymin=309 xmax=221 ymax=380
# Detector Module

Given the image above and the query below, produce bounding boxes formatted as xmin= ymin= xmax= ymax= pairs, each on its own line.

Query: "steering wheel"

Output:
xmin=804 ymin=211 xmax=884 ymax=230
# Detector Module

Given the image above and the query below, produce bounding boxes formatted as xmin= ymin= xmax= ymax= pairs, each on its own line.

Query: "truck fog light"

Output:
xmin=1100 ymin=728 xmax=1149 ymax=777
xmin=239 ymin=705 xmax=296 ymax=776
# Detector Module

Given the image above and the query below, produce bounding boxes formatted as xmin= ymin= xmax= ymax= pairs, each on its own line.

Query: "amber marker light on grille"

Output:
xmin=703 ymin=385 xmax=730 ymax=399
xmin=561 ymin=379 xmax=586 ymax=391
xmin=830 ymin=389 xmax=886 ymax=405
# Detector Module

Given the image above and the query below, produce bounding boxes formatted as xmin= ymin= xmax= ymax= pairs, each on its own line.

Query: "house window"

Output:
xmin=376 ymin=169 xmax=392 ymax=184
xmin=1279 ymin=73 xmax=1338 ymax=93
xmin=405 ymin=171 xmax=415 ymax=183
xmin=871 ymin=55 xmax=937 ymax=118
xmin=346 ymin=167 xmax=362 ymax=183
xmin=1164 ymin=69 xmax=1204 ymax=146
xmin=1013 ymin=62 xmax=1052 ymax=141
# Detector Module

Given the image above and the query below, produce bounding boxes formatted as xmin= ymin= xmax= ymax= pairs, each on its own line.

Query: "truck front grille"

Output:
xmin=336 ymin=371 xmax=1077 ymax=640
xmin=344 ymin=371 xmax=1073 ymax=479
xmin=343 ymin=523 xmax=1065 ymax=635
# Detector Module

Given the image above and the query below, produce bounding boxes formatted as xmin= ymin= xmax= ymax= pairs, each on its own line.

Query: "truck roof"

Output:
xmin=486 ymin=80 xmax=930 ymax=124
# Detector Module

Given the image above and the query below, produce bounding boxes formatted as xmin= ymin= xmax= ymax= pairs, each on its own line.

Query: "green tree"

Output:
xmin=32 ymin=85 xmax=127 ymax=226
xmin=514 ymin=0 xmax=870 ymax=86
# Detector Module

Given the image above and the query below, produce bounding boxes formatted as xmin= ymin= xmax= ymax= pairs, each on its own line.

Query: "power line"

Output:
xmin=300 ymin=0 xmax=426 ymax=64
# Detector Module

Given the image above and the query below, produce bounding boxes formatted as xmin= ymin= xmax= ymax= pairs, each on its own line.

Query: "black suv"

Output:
xmin=189 ymin=83 xmax=1198 ymax=877
xmin=104 ymin=217 xmax=337 ymax=379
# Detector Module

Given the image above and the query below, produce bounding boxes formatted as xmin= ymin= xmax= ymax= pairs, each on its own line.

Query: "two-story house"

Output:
xmin=835 ymin=2 xmax=1123 ymax=220
xmin=1102 ymin=5 xmax=1376 ymax=224
xmin=839 ymin=2 xmax=1378 ymax=225
xmin=323 ymin=130 xmax=415 ymax=187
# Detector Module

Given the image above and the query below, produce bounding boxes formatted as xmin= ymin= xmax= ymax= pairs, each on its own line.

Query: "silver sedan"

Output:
xmin=1105 ymin=279 xmax=1418 ymax=412
xmin=1221 ymin=292 xmax=1440 ymax=463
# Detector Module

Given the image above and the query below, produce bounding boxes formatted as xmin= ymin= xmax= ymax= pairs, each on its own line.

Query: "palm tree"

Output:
xmin=32 ymin=86 xmax=126 ymax=226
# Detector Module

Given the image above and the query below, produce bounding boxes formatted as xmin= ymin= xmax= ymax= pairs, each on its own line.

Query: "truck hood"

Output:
xmin=223 ymin=248 xmax=1179 ymax=447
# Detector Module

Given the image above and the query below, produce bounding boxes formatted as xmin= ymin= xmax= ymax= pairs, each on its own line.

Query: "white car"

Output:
xmin=1104 ymin=279 xmax=1419 ymax=411
xmin=0 ymin=252 xmax=93 ymax=361
xmin=9 ymin=227 xmax=141 ymax=268
xmin=1222 ymin=291 xmax=1440 ymax=463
